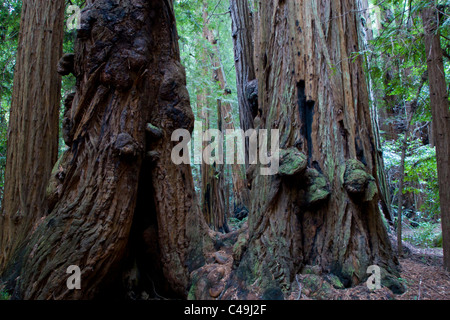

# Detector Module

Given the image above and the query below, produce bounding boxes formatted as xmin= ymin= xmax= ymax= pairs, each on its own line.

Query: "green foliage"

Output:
xmin=0 ymin=287 xmax=10 ymax=300
xmin=174 ymin=0 xmax=239 ymax=127
xmin=0 ymin=0 xmax=20 ymax=203
xmin=383 ymin=137 xmax=440 ymax=219
xmin=403 ymin=221 xmax=442 ymax=248
xmin=229 ymin=216 xmax=248 ymax=231
xmin=368 ymin=0 xmax=450 ymax=232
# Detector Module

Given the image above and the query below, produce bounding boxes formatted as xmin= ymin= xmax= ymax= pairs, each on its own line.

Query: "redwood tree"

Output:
xmin=235 ymin=0 xmax=403 ymax=295
xmin=0 ymin=0 xmax=65 ymax=272
xmin=422 ymin=4 xmax=450 ymax=271
xmin=0 ymin=0 xmax=211 ymax=299
xmin=201 ymin=4 xmax=250 ymax=223
xmin=230 ymin=0 xmax=257 ymax=168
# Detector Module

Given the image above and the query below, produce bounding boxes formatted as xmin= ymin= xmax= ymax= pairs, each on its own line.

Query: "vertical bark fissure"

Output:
xmin=1 ymin=0 xmax=211 ymax=299
xmin=422 ymin=5 xmax=450 ymax=271
xmin=0 ymin=0 xmax=65 ymax=272
xmin=235 ymin=0 xmax=402 ymax=296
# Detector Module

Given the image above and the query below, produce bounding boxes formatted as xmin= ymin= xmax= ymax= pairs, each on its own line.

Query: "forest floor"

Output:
xmin=287 ymin=229 xmax=449 ymax=300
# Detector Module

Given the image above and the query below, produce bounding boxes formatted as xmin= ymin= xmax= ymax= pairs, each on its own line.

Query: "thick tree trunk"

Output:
xmin=422 ymin=5 xmax=450 ymax=271
xmin=236 ymin=0 xmax=402 ymax=295
xmin=0 ymin=0 xmax=65 ymax=272
xmin=1 ymin=0 xmax=211 ymax=299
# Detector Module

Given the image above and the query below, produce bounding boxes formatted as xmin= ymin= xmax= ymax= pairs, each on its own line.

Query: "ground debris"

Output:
xmin=288 ymin=240 xmax=449 ymax=300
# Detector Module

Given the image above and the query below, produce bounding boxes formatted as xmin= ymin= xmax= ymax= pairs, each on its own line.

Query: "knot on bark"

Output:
xmin=57 ymin=53 xmax=75 ymax=76
xmin=114 ymin=133 xmax=141 ymax=159
xmin=343 ymin=159 xmax=378 ymax=202
xmin=46 ymin=154 xmax=70 ymax=212
xmin=245 ymin=79 xmax=259 ymax=118
xmin=146 ymin=123 xmax=163 ymax=140
xmin=278 ymin=148 xmax=307 ymax=177
xmin=77 ymin=6 xmax=96 ymax=40
xmin=302 ymin=168 xmax=331 ymax=207
xmin=160 ymin=62 xmax=195 ymax=132
xmin=146 ymin=151 xmax=160 ymax=163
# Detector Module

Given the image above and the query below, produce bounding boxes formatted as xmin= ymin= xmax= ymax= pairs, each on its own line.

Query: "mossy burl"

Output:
xmin=278 ymin=148 xmax=307 ymax=176
xmin=304 ymin=168 xmax=331 ymax=206
xmin=343 ymin=159 xmax=378 ymax=202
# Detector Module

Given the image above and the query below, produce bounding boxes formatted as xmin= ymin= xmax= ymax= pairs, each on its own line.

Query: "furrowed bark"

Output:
xmin=422 ymin=5 xmax=450 ymax=271
xmin=236 ymin=0 xmax=402 ymax=296
xmin=0 ymin=0 xmax=65 ymax=272
xmin=230 ymin=0 xmax=257 ymax=168
xmin=202 ymin=4 xmax=250 ymax=222
xmin=1 ymin=0 xmax=210 ymax=299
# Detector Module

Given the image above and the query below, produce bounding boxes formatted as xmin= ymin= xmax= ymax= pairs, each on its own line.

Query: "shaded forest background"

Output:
xmin=0 ymin=0 xmax=446 ymax=248
xmin=0 ymin=0 xmax=448 ymax=300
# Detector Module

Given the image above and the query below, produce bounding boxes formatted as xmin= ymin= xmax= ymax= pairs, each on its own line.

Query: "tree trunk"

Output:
xmin=202 ymin=5 xmax=250 ymax=220
xmin=0 ymin=0 xmax=65 ymax=272
xmin=377 ymin=4 xmax=402 ymax=141
xmin=422 ymin=5 xmax=450 ymax=271
xmin=357 ymin=0 xmax=392 ymax=222
xmin=1 ymin=0 xmax=211 ymax=299
xmin=230 ymin=0 xmax=257 ymax=168
xmin=236 ymin=0 xmax=402 ymax=295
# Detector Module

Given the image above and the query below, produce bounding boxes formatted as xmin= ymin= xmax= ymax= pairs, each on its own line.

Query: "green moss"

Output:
xmin=146 ymin=123 xmax=163 ymax=138
xmin=381 ymin=274 xmax=406 ymax=295
xmin=232 ymin=233 xmax=247 ymax=263
xmin=187 ymin=273 xmax=199 ymax=300
xmin=301 ymin=265 xmax=322 ymax=276
xmin=364 ymin=180 xmax=378 ymax=202
xmin=278 ymin=148 xmax=307 ymax=176
xmin=301 ymin=275 xmax=332 ymax=300
xmin=343 ymin=159 xmax=377 ymax=202
xmin=326 ymin=274 xmax=345 ymax=289
xmin=0 ymin=289 xmax=10 ymax=301
xmin=304 ymin=169 xmax=331 ymax=206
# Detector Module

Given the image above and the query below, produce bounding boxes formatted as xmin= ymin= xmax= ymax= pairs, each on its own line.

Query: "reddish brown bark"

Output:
xmin=0 ymin=0 xmax=65 ymax=272
xmin=234 ymin=0 xmax=402 ymax=296
xmin=1 ymin=0 xmax=211 ymax=299
xmin=202 ymin=5 xmax=250 ymax=221
xmin=422 ymin=5 xmax=450 ymax=271
xmin=230 ymin=0 xmax=257 ymax=162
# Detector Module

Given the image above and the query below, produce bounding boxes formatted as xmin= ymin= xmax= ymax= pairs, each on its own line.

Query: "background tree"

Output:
xmin=0 ymin=0 xmax=65 ymax=271
xmin=230 ymin=0 xmax=257 ymax=168
xmin=367 ymin=0 xmax=449 ymax=266
xmin=421 ymin=3 xmax=450 ymax=271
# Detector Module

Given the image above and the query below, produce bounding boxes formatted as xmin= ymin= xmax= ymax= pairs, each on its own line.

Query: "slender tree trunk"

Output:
xmin=396 ymin=108 xmax=410 ymax=257
xmin=422 ymin=5 xmax=450 ymax=271
xmin=198 ymin=8 xmax=228 ymax=233
xmin=235 ymin=0 xmax=402 ymax=295
xmin=230 ymin=0 xmax=257 ymax=168
xmin=202 ymin=5 xmax=250 ymax=219
xmin=1 ymin=0 xmax=211 ymax=299
xmin=0 ymin=0 xmax=65 ymax=272
xmin=357 ymin=0 xmax=392 ymax=221
xmin=377 ymin=4 xmax=402 ymax=141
